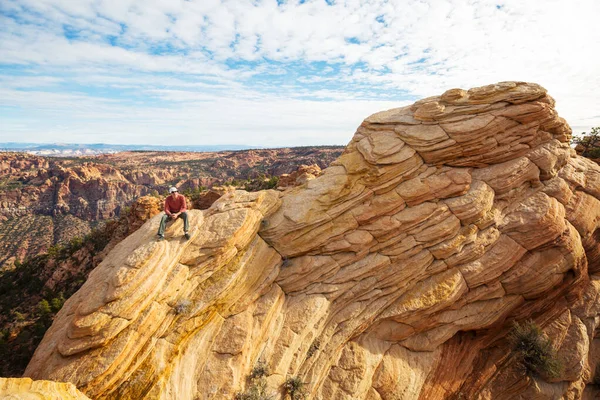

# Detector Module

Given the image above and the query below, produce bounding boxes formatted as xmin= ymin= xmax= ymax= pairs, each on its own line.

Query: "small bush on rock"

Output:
xmin=283 ymin=376 xmax=306 ymax=400
xmin=509 ymin=320 xmax=562 ymax=380
xmin=234 ymin=360 xmax=273 ymax=400
xmin=249 ymin=360 xmax=268 ymax=380
xmin=234 ymin=378 xmax=273 ymax=400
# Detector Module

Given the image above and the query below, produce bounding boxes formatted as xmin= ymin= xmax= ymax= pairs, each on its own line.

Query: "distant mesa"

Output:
xmin=0 ymin=143 xmax=258 ymax=156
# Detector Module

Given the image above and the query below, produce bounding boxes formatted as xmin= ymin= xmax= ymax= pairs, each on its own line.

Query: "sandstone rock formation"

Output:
xmin=278 ymin=164 xmax=323 ymax=188
xmin=0 ymin=377 xmax=90 ymax=399
xmin=24 ymin=82 xmax=600 ymax=399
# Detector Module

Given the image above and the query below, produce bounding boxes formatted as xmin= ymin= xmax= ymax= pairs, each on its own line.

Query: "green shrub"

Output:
xmin=37 ymin=300 xmax=52 ymax=316
xmin=13 ymin=311 xmax=25 ymax=322
xmin=182 ymin=186 xmax=207 ymax=204
xmin=283 ymin=376 xmax=306 ymax=400
xmin=46 ymin=244 xmax=62 ymax=259
xmin=50 ymin=294 xmax=65 ymax=313
xmin=588 ymin=148 xmax=600 ymax=159
xmin=244 ymin=175 xmax=279 ymax=192
xmin=85 ymin=224 xmax=114 ymax=252
xmin=66 ymin=237 xmax=84 ymax=253
xmin=508 ymin=320 xmax=562 ymax=380
xmin=265 ymin=176 xmax=279 ymax=190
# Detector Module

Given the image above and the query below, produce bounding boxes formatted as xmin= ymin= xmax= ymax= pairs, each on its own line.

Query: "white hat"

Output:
xmin=169 ymin=186 xmax=178 ymax=193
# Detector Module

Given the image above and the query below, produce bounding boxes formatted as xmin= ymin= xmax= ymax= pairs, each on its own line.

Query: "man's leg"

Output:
xmin=157 ymin=213 xmax=170 ymax=238
xmin=179 ymin=211 xmax=189 ymax=235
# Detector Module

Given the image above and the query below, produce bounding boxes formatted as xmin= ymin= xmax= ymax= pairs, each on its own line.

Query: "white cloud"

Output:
xmin=0 ymin=0 xmax=599 ymax=145
xmin=0 ymin=86 xmax=403 ymax=146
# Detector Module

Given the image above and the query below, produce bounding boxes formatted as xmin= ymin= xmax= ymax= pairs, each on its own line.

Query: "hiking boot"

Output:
xmin=184 ymin=232 xmax=191 ymax=240
xmin=157 ymin=234 xmax=165 ymax=241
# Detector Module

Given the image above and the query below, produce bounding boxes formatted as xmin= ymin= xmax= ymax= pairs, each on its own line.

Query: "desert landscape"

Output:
xmin=0 ymin=147 xmax=342 ymax=269
xmin=3 ymin=82 xmax=600 ymax=399
xmin=0 ymin=146 xmax=342 ymax=377
xmin=2 ymin=0 xmax=600 ymax=398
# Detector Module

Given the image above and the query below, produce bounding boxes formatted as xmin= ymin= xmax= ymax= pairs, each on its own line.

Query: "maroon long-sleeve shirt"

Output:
xmin=164 ymin=194 xmax=187 ymax=215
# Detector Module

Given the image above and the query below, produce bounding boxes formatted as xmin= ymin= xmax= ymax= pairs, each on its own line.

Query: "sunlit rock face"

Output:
xmin=0 ymin=377 xmax=90 ymax=399
xmin=25 ymin=82 xmax=600 ymax=399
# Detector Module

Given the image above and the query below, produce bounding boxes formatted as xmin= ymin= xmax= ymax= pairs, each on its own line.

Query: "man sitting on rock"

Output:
xmin=157 ymin=187 xmax=190 ymax=241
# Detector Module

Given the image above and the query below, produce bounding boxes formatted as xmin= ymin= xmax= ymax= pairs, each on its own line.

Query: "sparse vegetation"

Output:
xmin=181 ymin=186 xmax=207 ymax=204
xmin=283 ymin=376 xmax=306 ymax=400
xmin=249 ymin=360 xmax=269 ymax=380
xmin=244 ymin=175 xmax=279 ymax=191
xmin=234 ymin=379 xmax=273 ymax=400
xmin=573 ymin=127 xmax=600 ymax=158
xmin=50 ymin=294 xmax=66 ymax=313
xmin=234 ymin=361 xmax=273 ymax=400
xmin=0 ymin=212 xmax=128 ymax=376
xmin=37 ymin=299 xmax=52 ymax=316
xmin=508 ymin=320 xmax=562 ymax=380
xmin=0 ymin=179 xmax=24 ymax=191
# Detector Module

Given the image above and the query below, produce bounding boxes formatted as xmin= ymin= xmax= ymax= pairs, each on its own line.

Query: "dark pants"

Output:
xmin=158 ymin=211 xmax=189 ymax=236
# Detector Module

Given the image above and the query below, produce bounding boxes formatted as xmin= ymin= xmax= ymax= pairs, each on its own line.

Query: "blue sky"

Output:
xmin=1 ymin=0 xmax=599 ymax=147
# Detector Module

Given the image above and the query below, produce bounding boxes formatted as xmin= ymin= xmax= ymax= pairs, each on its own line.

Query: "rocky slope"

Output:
xmin=21 ymin=82 xmax=600 ymax=399
xmin=0 ymin=147 xmax=342 ymax=268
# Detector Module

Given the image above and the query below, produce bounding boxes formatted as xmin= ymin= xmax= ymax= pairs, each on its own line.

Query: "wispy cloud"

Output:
xmin=1 ymin=0 xmax=599 ymax=145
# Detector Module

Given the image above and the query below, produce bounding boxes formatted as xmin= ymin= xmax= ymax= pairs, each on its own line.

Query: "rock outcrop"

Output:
xmin=278 ymin=164 xmax=323 ymax=188
xmin=24 ymin=82 xmax=600 ymax=399
xmin=0 ymin=377 xmax=90 ymax=399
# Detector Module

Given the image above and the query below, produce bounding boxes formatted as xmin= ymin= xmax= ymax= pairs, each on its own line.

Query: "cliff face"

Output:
xmin=23 ymin=82 xmax=600 ymax=399
xmin=0 ymin=160 xmax=153 ymax=268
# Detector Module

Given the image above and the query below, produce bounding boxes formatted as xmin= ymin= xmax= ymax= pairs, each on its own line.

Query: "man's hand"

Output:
xmin=170 ymin=213 xmax=177 ymax=220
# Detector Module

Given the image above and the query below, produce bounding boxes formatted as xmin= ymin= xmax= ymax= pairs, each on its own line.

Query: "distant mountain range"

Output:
xmin=0 ymin=142 xmax=255 ymax=156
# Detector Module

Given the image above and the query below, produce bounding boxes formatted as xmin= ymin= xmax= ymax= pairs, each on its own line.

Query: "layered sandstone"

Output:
xmin=278 ymin=164 xmax=323 ymax=188
xmin=24 ymin=82 xmax=600 ymax=399
xmin=0 ymin=377 xmax=90 ymax=399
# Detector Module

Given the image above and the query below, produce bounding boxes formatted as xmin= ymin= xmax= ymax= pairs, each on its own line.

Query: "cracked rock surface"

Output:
xmin=24 ymin=82 xmax=600 ymax=399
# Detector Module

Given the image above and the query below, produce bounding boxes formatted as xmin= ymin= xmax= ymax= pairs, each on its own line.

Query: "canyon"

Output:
xmin=3 ymin=81 xmax=600 ymax=399
xmin=0 ymin=147 xmax=342 ymax=269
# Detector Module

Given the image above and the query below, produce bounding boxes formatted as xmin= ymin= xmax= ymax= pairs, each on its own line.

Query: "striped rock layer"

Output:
xmin=25 ymin=82 xmax=600 ymax=399
xmin=0 ymin=377 xmax=90 ymax=399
